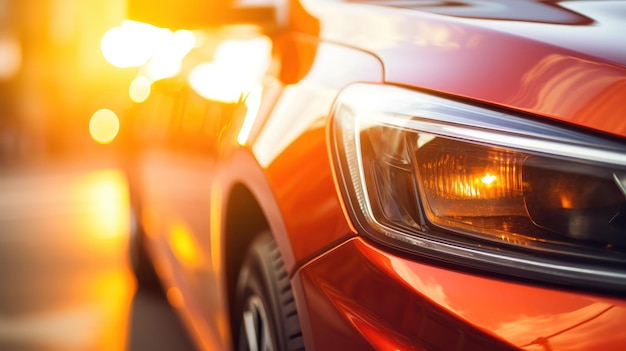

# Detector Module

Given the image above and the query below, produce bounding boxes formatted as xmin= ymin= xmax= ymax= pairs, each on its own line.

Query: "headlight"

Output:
xmin=329 ymin=83 xmax=626 ymax=293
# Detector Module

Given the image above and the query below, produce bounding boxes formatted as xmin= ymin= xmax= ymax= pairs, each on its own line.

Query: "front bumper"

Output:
xmin=292 ymin=237 xmax=626 ymax=351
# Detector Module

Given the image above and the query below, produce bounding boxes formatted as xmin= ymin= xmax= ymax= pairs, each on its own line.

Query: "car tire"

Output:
xmin=235 ymin=232 xmax=305 ymax=351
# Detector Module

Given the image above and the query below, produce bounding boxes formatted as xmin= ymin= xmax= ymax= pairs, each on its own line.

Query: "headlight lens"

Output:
xmin=330 ymin=83 xmax=626 ymax=292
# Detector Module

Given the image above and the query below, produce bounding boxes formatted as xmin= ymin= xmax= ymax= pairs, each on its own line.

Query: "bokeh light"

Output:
xmin=89 ymin=109 xmax=120 ymax=144
xmin=101 ymin=20 xmax=197 ymax=84
xmin=168 ymin=221 xmax=202 ymax=268
xmin=188 ymin=62 xmax=240 ymax=102
xmin=100 ymin=20 xmax=167 ymax=68
xmin=129 ymin=76 xmax=151 ymax=103
xmin=0 ymin=33 xmax=22 ymax=80
xmin=188 ymin=36 xmax=271 ymax=103
xmin=143 ymin=29 xmax=196 ymax=81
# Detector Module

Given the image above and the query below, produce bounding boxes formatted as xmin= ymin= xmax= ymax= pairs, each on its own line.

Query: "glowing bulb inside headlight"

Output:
xmin=413 ymin=136 xmax=527 ymax=222
xmin=481 ymin=173 xmax=497 ymax=185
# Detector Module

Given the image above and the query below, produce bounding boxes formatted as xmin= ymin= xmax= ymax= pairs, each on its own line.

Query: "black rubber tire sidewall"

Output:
xmin=235 ymin=232 xmax=304 ymax=351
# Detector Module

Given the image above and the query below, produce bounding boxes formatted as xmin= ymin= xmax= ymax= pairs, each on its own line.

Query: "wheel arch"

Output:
xmin=218 ymin=149 xmax=298 ymax=348
xmin=224 ymin=182 xmax=270 ymax=341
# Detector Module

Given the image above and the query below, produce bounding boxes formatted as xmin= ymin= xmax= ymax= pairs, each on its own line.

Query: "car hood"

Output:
xmin=353 ymin=0 xmax=626 ymax=66
xmin=304 ymin=0 xmax=626 ymax=138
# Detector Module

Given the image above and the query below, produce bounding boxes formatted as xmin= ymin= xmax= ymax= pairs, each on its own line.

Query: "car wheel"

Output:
xmin=235 ymin=232 xmax=305 ymax=351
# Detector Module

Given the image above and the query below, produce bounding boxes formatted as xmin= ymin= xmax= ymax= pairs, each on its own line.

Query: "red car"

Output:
xmin=124 ymin=1 xmax=626 ymax=350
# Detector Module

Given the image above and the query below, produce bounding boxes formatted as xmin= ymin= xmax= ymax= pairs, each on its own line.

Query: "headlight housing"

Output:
xmin=329 ymin=83 xmax=626 ymax=293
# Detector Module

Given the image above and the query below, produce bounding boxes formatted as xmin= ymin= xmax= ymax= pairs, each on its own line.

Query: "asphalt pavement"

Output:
xmin=0 ymin=155 xmax=197 ymax=351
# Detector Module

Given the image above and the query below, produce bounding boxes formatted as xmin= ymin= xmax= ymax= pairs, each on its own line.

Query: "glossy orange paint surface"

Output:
xmin=253 ymin=41 xmax=383 ymax=265
xmin=303 ymin=0 xmax=626 ymax=138
xmin=295 ymin=236 xmax=626 ymax=351
xmin=126 ymin=2 xmax=626 ymax=350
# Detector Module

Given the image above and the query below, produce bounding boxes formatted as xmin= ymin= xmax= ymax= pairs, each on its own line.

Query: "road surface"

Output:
xmin=0 ymin=156 xmax=197 ymax=351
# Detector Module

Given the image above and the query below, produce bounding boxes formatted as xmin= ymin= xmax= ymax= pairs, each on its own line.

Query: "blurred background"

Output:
xmin=0 ymin=0 xmax=130 ymax=159
xmin=0 ymin=0 xmax=258 ymax=349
